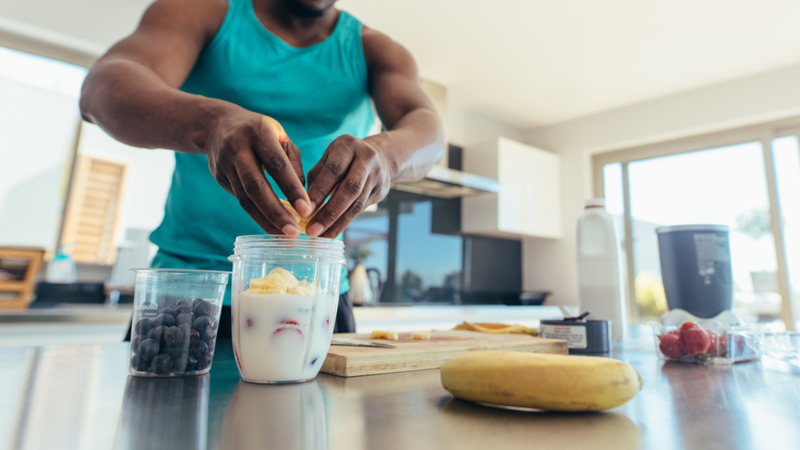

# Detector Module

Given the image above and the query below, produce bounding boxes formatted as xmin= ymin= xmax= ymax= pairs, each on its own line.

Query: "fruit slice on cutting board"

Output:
xmin=440 ymin=351 xmax=643 ymax=412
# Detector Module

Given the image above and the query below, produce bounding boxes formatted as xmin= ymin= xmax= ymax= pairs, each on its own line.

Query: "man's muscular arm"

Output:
xmin=305 ymin=27 xmax=445 ymax=238
xmin=80 ymin=0 xmax=312 ymax=235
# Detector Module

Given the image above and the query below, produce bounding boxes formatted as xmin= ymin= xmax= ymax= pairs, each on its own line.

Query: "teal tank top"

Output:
xmin=150 ymin=0 xmax=374 ymax=304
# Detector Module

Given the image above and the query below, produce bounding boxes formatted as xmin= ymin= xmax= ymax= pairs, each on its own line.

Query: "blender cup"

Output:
xmin=129 ymin=269 xmax=229 ymax=377
xmin=229 ymin=235 xmax=346 ymax=384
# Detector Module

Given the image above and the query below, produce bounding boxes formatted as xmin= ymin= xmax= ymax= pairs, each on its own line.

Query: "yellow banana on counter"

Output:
xmin=440 ymin=351 xmax=643 ymax=412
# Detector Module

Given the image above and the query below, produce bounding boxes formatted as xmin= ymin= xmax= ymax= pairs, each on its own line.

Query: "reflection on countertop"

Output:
xmin=2 ymin=328 xmax=800 ymax=450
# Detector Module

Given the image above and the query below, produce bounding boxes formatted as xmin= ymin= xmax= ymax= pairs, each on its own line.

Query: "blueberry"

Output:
xmin=153 ymin=314 xmax=175 ymax=328
xmin=206 ymin=339 xmax=215 ymax=355
xmin=193 ymin=299 xmax=215 ymax=318
xmin=192 ymin=315 xmax=212 ymax=331
xmin=176 ymin=299 xmax=190 ymax=308
xmin=189 ymin=329 xmax=200 ymax=345
xmin=200 ymin=325 xmax=216 ymax=343
xmin=176 ymin=305 xmax=192 ymax=316
xmin=134 ymin=318 xmax=154 ymax=336
xmin=131 ymin=355 xmax=149 ymax=371
xmin=164 ymin=326 xmax=185 ymax=346
xmin=179 ymin=323 xmax=191 ymax=339
xmin=190 ymin=340 xmax=208 ymax=359
xmin=196 ymin=353 xmax=213 ymax=371
xmin=176 ymin=313 xmax=193 ymax=327
xmin=161 ymin=307 xmax=178 ymax=318
xmin=131 ymin=336 xmax=143 ymax=354
xmin=150 ymin=353 xmax=173 ymax=374
xmin=147 ymin=325 xmax=167 ymax=345
xmin=191 ymin=298 xmax=203 ymax=309
xmin=185 ymin=356 xmax=198 ymax=371
xmin=139 ymin=338 xmax=160 ymax=361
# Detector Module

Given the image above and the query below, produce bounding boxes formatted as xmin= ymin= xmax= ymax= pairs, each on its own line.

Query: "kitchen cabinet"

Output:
xmin=462 ymin=137 xmax=561 ymax=239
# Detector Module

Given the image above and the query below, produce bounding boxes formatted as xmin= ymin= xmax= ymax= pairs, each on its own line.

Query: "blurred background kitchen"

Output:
xmin=2 ymin=0 xmax=800 ymax=346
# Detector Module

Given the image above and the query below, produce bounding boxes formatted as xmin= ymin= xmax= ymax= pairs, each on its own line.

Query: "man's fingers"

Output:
xmin=306 ymin=166 xmax=368 ymax=237
xmin=233 ymin=150 xmax=301 ymax=236
xmin=319 ymin=190 xmax=371 ymax=239
xmin=306 ymin=140 xmax=356 ymax=213
xmin=223 ymin=166 xmax=283 ymax=235
xmin=253 ymin=135 xmax=312 ymax=218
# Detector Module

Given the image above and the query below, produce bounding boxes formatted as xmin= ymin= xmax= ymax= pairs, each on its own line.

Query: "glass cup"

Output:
xmin=229 ymin=235 xmax=346 ymax=384
xmin=129 ymin=269 xmax=229 ymax=377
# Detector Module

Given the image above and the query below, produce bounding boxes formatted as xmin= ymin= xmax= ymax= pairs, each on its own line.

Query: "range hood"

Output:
xmin=388 ymin=79 xmax=501 ymax=199
xmin=390 ymin=166 xmax=500 ymax=199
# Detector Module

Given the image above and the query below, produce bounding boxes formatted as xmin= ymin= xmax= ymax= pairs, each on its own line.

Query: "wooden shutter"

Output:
xmin=60 ymin=155 xmax=127 ymax=264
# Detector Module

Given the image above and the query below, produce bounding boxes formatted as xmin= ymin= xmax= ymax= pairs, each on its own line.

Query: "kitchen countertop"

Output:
xmin=2 ymin=327 xmax=799 ymax=450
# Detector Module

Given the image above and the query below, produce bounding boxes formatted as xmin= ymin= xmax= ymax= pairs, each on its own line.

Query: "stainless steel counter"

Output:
xmin=1 ymin=327 xmax=799 ymax=450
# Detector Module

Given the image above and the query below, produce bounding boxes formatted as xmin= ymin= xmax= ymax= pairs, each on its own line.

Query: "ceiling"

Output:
xmin=339 ymin=0 xmax=800 ymax=128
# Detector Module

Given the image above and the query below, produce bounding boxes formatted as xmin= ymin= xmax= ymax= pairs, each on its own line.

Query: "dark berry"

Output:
xmin=193 ymin=299 xmax=215 ymax=318
xmin=206 ymin=339 xmax=215 ymax=355
xmin=191 ymin=298 xmax=203 ymax=309
xmin=189 ymin=328 xmax=200 ymax=345
xmin=131 ymin=355 xmax=149 ymax=371
xmin=131 ymin=336 xmax=143 ymax=354
xmin=200 ymin=325 xmax=216 ymax=343
xmin=176 ymin=305 xmax=192 ymax=315
xmin=190 ymin=340 xmax=209 ymax=359
xmin=153 ymin=314 xmax=175 ymax=328
xmin=139 ymin=338 xmax=160 ymax=361
xmin=176 ymin=299 xmax=190 ymax=308
xmin=161 ymin=307 xmax=178 ymax=318
xmin=150 ymin=353 xmax=173 ymax=374
xmin=147 ymin=326 xmax=167 ymax=345
xmin=192 ymin=315 xmax=212 ymax=331
xmin=176 ymin=313 xmax=193 ymax=326
xmin=186 ymin=356 xmax=198 ymax=371
xmin=196 ymin=353 xmax=213 ymax=370
xmin=134 ymin=318 xmax=154 ymax=336
xmin=164 ymin=326 xmax=185 ymax=346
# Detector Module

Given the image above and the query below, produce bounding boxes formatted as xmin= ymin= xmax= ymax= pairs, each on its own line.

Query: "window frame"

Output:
xmin=591 ymin=117 xmax=800 ymax=330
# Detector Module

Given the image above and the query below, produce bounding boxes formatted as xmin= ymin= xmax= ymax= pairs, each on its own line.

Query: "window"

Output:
xmin=595 ymin=124 xmax=800 ymax=330
xmin=0 ymin=46 xmax=88 ymax=254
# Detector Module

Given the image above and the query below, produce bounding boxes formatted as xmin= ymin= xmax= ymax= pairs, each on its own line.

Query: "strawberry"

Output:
xmin=659 ymin=331 xmax=684 ymax=359
xmin=678 ymin=323 xmax=711 ymax=355
xmin=707 ymin=330 xmax=726 ymax=357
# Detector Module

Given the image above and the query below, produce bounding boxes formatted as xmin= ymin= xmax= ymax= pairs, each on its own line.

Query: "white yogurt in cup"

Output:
xmin=229 ymin=235 xmax=345 ymax=384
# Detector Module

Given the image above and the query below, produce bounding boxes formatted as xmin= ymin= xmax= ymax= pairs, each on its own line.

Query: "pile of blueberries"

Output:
xmin=130 ymin=298 xmax=219 ymax=375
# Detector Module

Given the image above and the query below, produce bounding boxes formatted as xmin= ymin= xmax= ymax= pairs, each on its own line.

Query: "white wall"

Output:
xmin=0 ymin=0 xmax=149 ymax=52
xmin=523 ymin=62 xmax=800 ymax=306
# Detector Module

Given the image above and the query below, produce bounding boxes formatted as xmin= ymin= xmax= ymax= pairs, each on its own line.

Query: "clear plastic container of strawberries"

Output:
xmin=652 ymin=320 xmax=763 ymax=364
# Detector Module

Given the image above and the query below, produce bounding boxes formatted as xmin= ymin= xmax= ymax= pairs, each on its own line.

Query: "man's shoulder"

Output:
xmin=360 ymin=25 xmax=413 ymax=73
xmin=143 ymin=0 xmax=228 ymax=41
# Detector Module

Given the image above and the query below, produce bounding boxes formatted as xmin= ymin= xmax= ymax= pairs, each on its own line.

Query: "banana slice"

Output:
xmin=269 ymin=268 xmax=299 ymax=288
xmin=249 ymin=273 xmax=288 ymax=291
xmin=279 ymin=199 xmax=318 ymax=234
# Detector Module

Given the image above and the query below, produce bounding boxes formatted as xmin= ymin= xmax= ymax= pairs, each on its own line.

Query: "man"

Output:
xmin=80 ymin=0 xmax=444 ymax=336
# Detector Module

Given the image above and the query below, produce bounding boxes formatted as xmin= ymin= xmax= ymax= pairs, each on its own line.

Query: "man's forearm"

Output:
xmin=364 ymin=107 xmax=445 ymax=183
xmin=80 ymin=59 xmax=236 ymax=154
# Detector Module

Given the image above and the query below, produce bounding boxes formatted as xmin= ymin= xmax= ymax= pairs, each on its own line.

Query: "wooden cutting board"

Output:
xmin=321 ymin=330 xmax=567 ymax=377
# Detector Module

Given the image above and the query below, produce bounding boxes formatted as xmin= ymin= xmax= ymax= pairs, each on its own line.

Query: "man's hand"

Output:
xmin=304 ymin=135 xmax=392 ymax=238
xmin=205 ymin=110 xmax=313 ymax=235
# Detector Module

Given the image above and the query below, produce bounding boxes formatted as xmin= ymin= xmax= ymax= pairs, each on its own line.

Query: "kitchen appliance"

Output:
xmin=657 ymin=225 xmax=733 ymax=318
xmin=540 ymin=313 xmax=611 ymax=355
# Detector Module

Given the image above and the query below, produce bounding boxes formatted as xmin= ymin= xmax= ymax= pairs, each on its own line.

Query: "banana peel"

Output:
xmin=452 ymin=321 xmax=537 ymax=336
